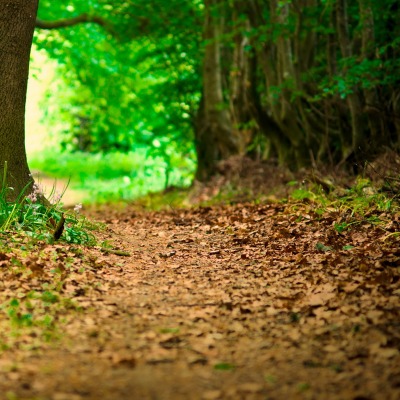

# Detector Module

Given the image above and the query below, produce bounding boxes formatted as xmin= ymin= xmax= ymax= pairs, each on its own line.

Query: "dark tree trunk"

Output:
xmin=336 ymin=0 xmax=365 ymax=155
xmin=195 ymin=0 xmax=243 ymax=182
xmin=0 ymin=0 xmax=38 ymax=200
xmin=358 ymin=0 xmax=383 ymax=147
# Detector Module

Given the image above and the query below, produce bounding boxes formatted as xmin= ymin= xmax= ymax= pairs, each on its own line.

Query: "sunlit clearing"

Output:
xmin=26 ymin=45 xmax=58 ymax=155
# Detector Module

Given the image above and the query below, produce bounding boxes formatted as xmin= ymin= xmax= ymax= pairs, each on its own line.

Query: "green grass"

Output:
xmin=0 ymin=163 xmax=96 ymax=245
xmin=29 ymin=148 xmax=195 ymax=203
xmin=286 ymin=176 xmax=399 ymax=231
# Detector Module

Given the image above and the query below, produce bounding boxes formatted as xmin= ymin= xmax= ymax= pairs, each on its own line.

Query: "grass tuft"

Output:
xmin=0 ymin=166 xmax=96 ymax=246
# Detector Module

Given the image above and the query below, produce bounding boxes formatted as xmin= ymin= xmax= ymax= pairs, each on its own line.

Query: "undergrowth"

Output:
xmin=0 ymin=165 xmax=100 ymax=355
xmin=167 ymin=172 xmax=399 ymax=234
xmin=289 ymin=176 xmax=397 ymax=213
xmin=0 ymin=164 xmax=96 ymax=246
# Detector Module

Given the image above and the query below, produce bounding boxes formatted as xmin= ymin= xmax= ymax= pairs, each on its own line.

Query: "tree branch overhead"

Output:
xmin=36 ymin=13 xmax=116 ymax=36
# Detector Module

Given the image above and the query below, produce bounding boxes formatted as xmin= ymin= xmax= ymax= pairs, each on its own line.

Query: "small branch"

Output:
xmin=36 ymin=13 xmax=117 ymax=36
xmin=101 ymin=248 xmax=131 ymax=257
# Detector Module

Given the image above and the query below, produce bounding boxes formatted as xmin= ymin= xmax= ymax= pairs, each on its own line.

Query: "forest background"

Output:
xmin=1 ymin=2 xmax=400 ymax=397
xmin=28 ymin=0 xmax=400 ymax=203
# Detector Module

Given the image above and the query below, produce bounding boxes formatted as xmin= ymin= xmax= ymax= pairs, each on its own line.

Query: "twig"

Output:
xmin=100 ymin=248 xmax=131 ymax=257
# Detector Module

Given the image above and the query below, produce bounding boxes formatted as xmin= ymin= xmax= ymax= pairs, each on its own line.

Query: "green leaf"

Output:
xmin=214 ymin=362 xmax=235 ymax=371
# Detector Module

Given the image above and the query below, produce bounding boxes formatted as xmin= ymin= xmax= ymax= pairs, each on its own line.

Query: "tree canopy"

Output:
xmin=33 ymin=0 xmax=400 ymax=180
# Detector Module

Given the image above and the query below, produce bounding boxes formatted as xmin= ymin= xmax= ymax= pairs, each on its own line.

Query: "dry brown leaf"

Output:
xmin=306 ymin=292 xmax=336 ymax=306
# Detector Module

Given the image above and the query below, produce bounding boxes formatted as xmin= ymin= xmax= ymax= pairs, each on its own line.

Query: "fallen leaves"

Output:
xmin=0 ymin=201 xmax=399 ymax=399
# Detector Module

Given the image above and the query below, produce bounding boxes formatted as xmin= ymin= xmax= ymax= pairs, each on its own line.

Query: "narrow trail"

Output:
xmin=1 ymin=203 xmax=399 ymax=399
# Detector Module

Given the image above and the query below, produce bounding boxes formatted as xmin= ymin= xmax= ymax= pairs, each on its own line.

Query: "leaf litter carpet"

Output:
xmin=0 ymin=202 xmax=399 ymax=399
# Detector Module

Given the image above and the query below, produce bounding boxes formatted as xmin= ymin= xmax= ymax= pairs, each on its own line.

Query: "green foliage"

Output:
xmin=290 ymin=189 xmax=317 ymax=201
xmin=34 ymin=0 xmax=202 ymax=174
xmin=0 ymin=286 xmax=79 ymax=347
xmin=213 ymin=362 xmax=235 ymax=371
xmin=335 ymin=178 xmax=395 ymax=216
xmin=228 ymin=0 xmax=400 ymax=165
xmin=4 ymin=293 xmax=59 ymax=329
xmin=269 ymin=0 xmax=400 ymax=104
xmin=132 ymin=187 xmax=190 ymax=211
xmin=30 ymin=0 xmax=400 ymax=176
xmin=316 ymin=242 xmax=333 ymax=252
xmin=29 ymin=148 xmax=195 ymax=203
xmin=288 ymin=177 xmax=398 ymax=232
xmin=0 ymin=164 xmax=95 ymax=245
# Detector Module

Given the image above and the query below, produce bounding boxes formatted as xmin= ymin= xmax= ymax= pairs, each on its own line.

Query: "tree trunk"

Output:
xmin=230 ymin=1 xmax=249 ymax=127
xmin=195 ymin=0 xmax=243 ymax=182
xmin=336 ymin=0 xmax=365 ymax=155
xmin=229 ymin=0 xmax=255 ymax=150
xmin=0 ymin=0 xmax=38 ymax=200
xmin=358 ymin=0 xmax=383 ymax=147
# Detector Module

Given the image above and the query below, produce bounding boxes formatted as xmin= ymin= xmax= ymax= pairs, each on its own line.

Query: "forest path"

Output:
xmin=31 ymin=171 xmax=88 ymax=207
xmin=1 ymin=203 xmax=400 ymax=399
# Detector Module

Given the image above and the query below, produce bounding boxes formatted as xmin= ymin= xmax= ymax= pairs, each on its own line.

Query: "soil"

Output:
xmin=0 ymin=198 xmax=399 ymax=400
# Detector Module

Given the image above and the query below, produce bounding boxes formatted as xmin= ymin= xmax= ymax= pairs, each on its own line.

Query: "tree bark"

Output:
xmin=358 ymin=0 xmax=383 ymax=147
xmin=230 ymin=1 xmax=248 ymax=122
xmin=0 ymin=0 xmax=38 ymax=200
xmin=336 ymin=0 xmax=365 ymax=155
xmin=36 ymin=13 xmax=117 ymax=37
xmin=195 ymin=0 xmax=243 ymax=181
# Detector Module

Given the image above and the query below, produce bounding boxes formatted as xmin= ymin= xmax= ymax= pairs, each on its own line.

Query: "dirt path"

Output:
xmin=0 ymin=203 xmax=399 ymax=399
